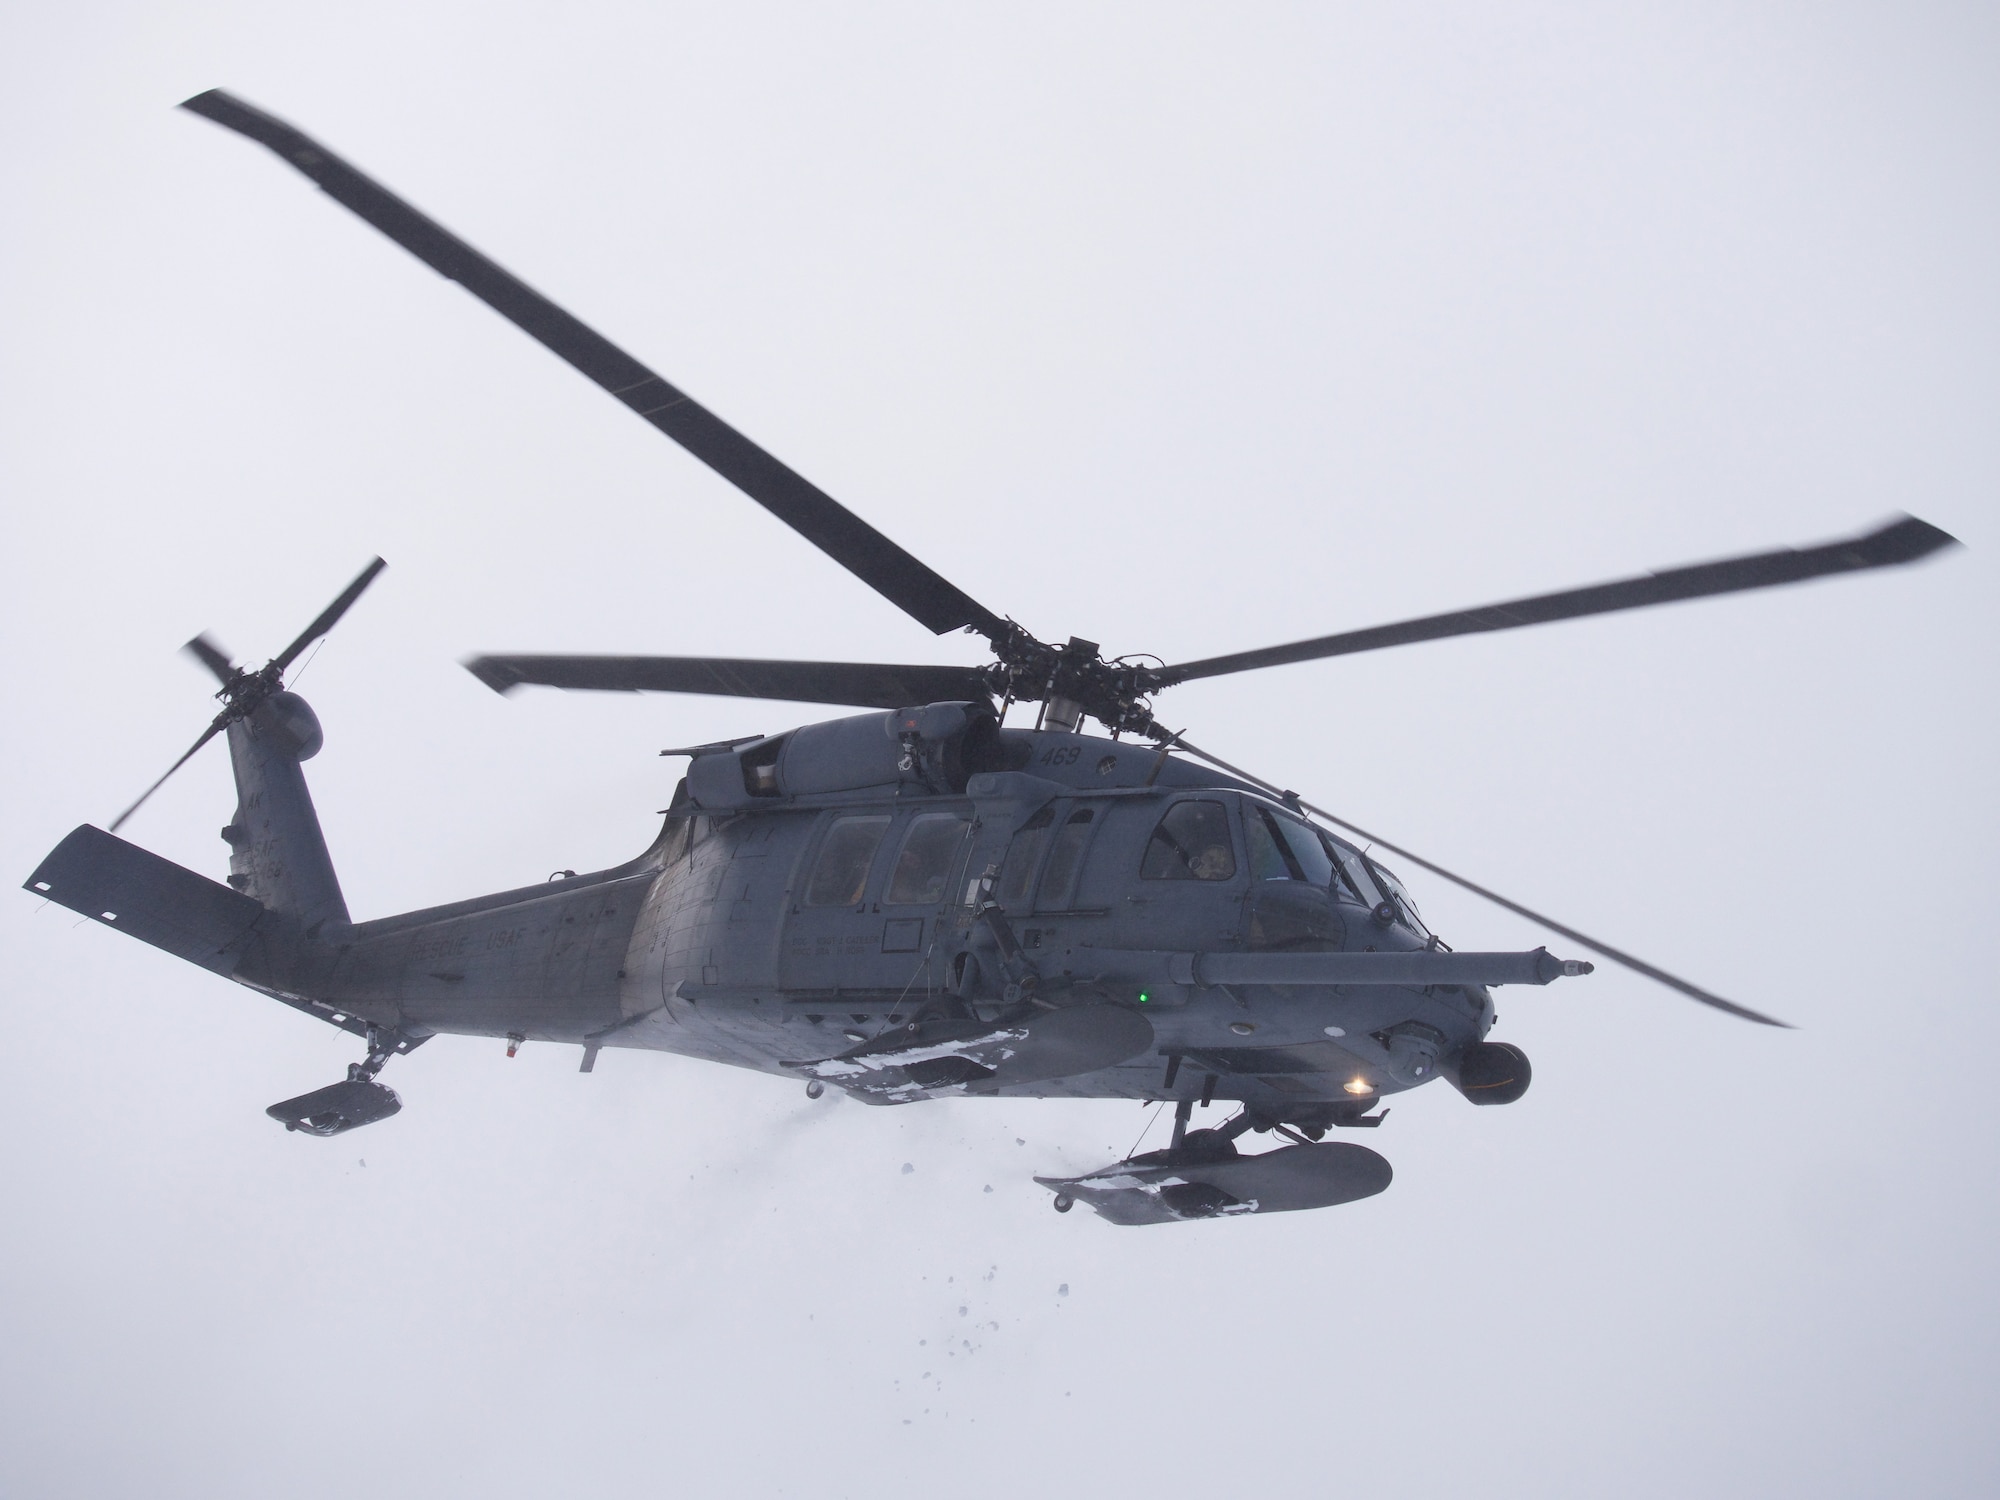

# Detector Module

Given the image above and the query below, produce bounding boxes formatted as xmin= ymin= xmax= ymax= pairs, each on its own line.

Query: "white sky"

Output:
xmin=3 ymin=4 xmax=1996 ymax=1496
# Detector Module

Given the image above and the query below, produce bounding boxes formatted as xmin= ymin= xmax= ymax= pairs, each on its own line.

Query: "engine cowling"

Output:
xmin=686 ymin=701 xmax=1024 ymax=808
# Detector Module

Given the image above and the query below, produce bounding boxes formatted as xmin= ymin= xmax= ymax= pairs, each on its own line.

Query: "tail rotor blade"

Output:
xmin=1168 ymin=735 xmax=1792 ymax=1027
xmin=268 ymin=556 xmax=386 ymax=677
xmin=108 ymin=719 xmax=226 ymax=833
xmin=182 ymin=633 xmax=237 ymax=684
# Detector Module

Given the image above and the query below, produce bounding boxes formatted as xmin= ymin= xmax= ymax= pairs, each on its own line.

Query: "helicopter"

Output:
xmin=23 ymin=90 xmax=1958 ymax=1225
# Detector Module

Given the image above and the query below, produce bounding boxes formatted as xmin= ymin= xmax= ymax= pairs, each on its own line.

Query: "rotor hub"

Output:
xmin=982 ymin=625 xmax=1165 ymax=738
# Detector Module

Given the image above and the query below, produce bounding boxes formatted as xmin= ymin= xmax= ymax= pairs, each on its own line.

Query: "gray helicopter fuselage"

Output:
xmin=249 ymin=706 xmax=1491 ymax=1114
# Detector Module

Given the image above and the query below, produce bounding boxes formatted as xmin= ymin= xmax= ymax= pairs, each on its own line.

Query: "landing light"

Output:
xmin=1343 ymin=1078 xmax=1374 ymax=1096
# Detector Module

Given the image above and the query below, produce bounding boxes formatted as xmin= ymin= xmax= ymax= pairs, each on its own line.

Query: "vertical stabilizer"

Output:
xmin=223 ymin=691 xmax=348 ymax=933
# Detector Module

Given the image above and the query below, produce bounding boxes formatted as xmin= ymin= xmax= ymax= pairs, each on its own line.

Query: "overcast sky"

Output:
xmin=3 ymin=4 xmax=1996 ymax=1496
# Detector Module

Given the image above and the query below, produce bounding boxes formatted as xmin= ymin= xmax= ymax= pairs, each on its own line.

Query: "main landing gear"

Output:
xmin=266 ymin=1025 xmax=425 ymax=1137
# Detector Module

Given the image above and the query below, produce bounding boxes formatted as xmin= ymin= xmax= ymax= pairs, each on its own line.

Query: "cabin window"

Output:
xmin=1140 ymin=800 xmax=1236 ymax=881
xmin=804 ymin=815 xmax=892 ymax=906
xmin=997 ymin=806 xmax=1056 ymax=906
xmin=886 ymin=813 xmax=970 ymax=905
xmin=1036 ymin=807 xmax=1097 ymax=909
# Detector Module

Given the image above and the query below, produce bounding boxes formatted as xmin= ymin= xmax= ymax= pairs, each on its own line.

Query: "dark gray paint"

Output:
xmin=26 ymin=697 xmax=1580 ymax=1135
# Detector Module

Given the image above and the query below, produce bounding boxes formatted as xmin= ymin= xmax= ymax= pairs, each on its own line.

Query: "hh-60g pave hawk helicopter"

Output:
xmin=25 ymin=92 xmax=1959 ymax=1226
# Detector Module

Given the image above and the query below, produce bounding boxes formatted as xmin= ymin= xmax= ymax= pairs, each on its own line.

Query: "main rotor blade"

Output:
xmin=465 ymin=653 xmax=994 ymax=710
xmin=108 ymin=719 xmax=226 ymax=833
xmin=1165 ymin=515 xmax=1958 ymax=684
xmin=181 ymin=90 xmax=1003 ymax=641
xmin=268 ymin=556 xmax=387 ymax=676
xmin=1168 ymin=735 xmax=1792 ymax=1027
xmin=182 ymin=633 xmax=236 ymax=684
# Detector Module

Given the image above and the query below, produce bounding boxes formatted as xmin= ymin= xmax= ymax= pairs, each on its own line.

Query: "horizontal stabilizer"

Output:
xmin=24 ymin=825 xmax=267 ymax=976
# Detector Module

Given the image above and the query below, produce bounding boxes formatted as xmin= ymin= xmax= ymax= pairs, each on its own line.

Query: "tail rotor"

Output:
xmin=109 ymin=557 xmax=386 ymax=832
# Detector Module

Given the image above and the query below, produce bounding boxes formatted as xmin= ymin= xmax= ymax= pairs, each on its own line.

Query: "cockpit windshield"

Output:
xmin=1241 ymin=802 xmax=1436 ymax=938
xmin=1245 ymin=807 xmax=1296 ymax=880
xmin=1320 ymin=833 xmax=1382 ymax=909
xmin=1367 ymin=859 xmax=1431 ymax=939
xmin=1274 ymin=814 xmax=1336 ymax=886
xmin=1249 ymin=806 xmax=1343 ymax=884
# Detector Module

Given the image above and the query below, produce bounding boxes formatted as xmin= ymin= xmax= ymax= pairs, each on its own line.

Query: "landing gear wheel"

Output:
xmin=805 ymin=1080 xmax=826 ymax=1100
xmin=1052 ymin=1193 xmax=1074 ymax=1214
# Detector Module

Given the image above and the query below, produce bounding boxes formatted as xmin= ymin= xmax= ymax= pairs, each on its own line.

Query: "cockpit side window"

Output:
xmin=1248 ymin=807 xmax=1305 ymax=881
xmin=886 ymin=813 xmax=970 ymax=906
xmin=805 ymin=815 xmax=892 ymax=907
xmin=997 ymin=805 xmax=1057 ymax=907
xmin=1140 ymin=800 xmax=1237 ymax=882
